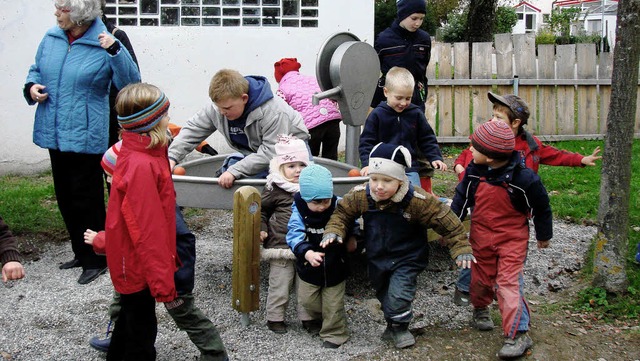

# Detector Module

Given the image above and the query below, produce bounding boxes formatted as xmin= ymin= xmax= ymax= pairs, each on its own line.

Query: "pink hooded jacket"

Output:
xmin=276 ymin=71 xmax=341 ymax=130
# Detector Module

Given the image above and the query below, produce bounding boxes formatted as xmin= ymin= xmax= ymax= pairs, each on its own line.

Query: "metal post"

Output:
xmin=513 ymin=75 xmax=520 ymax=96
xmin=345 ymin=125 xmax=361 ymax=167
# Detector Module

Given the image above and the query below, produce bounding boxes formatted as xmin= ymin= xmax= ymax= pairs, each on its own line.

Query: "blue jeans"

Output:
xmin=406 ymin=171 xmax=421 ymax=189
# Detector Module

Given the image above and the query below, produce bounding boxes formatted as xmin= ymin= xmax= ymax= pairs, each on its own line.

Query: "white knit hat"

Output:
xmin=368 ymin=142 xmax=411 ymax=181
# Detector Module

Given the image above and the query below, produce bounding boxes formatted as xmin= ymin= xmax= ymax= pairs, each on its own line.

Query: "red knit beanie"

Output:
xmin=470 ymin=121 xmax=515 ymax=160
xmin=274 ymin=58 xmax=301 ymax=83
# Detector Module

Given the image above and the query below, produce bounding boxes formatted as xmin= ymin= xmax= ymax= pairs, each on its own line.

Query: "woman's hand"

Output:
xmin=30 ymin=84 xmax=48 ymax=103
xmin=98 ymin=31 xmax=115 ymax=50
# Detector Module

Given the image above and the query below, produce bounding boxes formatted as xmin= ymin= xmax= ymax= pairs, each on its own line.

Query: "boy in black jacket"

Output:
xmin=451 ymin=121 xmax=552 ymax=359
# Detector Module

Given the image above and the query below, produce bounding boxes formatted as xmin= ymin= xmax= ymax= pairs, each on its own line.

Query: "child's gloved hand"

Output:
xmin=320 ymin=233 xmax=342 ymax=248
xmin=455 ymin=253 xmax=476 ymax=269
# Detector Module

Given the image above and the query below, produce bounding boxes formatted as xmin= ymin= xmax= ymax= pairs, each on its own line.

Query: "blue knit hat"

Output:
xmin=299 ymin=164 xmax=333 ymax=202
xmin=396 ymin=0 xmax=426 ymax=22
xmin=368 ymin=143 xmax=412 ymax=181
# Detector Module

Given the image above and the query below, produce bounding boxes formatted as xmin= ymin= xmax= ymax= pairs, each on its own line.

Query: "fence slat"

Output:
xmin=577 ymin=43 xmax=599 ymax=134
xmin=472 ymin=43 xmax=493 ymax=129
xmin=453 ymin=42 xmax=470 ymax=137
xmin=494 ymin=33 xmax=513 ymax=79
xmin=538 ymin=45 xmax=556 ymax=135
xmin=513 ymin=34 xmax=536 ymax=79
xmin=556 ymin=45 xmax=576 ymax=134
xmin=435 ymin=43 xmax=452 ymax=136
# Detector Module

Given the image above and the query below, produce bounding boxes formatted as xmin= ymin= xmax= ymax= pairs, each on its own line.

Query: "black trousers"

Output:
xmin=49 ymin=149 xmax=106 ymax=269
xmin=107 ymin=288 xmax=157 ymax=361
xmin=308 ymin=119 xmax=341 ymax=161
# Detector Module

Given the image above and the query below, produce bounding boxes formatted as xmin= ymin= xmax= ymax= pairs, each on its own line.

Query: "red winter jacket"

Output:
xmin=454 ymin=130 xmax=584 ymax=181
xmin=105 ymin=132 xmax=177 ymax=302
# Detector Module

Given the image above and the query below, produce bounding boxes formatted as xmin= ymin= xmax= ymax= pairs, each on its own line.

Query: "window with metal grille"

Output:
xmin=103 ymin=0 xmax=319 ymax=27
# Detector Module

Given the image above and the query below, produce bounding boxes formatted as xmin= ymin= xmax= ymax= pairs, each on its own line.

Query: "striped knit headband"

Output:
xmin=117 ymin=93 xmax=170 ymax=133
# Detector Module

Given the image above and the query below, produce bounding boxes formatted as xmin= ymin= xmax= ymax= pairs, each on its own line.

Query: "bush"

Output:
xmin=536 ymin=28 xmax=556 ymax=46
xmin=440 ymin=10 xmax=468 ymax=43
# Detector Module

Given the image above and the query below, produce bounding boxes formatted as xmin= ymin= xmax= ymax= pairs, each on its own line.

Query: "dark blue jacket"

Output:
xmin=451 ymin=153 xmax=553 ymax=241
xmin=359 ymin=102 xmax=442 ymax=172
xmin=371 ymin=20 xmax=431 ymax=109
xmin=287 ymin=194 xmax=348 ymax=287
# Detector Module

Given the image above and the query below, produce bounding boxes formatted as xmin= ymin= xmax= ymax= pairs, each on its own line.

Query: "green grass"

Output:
xmin=0 ymin=172 xmax=66 ymax=239
xmin=538 ymin=140 xmax=640 ymax=319
xmin=1 ymin=140 xmax=639 ymax=319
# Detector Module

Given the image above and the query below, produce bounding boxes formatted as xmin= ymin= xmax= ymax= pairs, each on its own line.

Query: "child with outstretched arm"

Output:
xmin=321 ymin=143 xmax=473 ymax=349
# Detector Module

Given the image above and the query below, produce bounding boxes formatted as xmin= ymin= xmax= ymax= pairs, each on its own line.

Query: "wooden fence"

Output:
xmin=424 ymin=33 xmax=640 ymax=143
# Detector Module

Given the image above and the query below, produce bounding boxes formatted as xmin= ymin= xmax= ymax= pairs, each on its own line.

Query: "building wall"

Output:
xmin=0 ymin=1 xmax=373 ymax=175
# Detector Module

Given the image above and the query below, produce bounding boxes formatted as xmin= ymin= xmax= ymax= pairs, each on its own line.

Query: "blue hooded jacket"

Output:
xmin=26 ymin=18 xmax=140 ymax=154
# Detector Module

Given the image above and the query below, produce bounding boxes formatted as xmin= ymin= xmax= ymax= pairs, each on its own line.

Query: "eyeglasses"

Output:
xmin=54 ymin=3 xmax=71 ymax=13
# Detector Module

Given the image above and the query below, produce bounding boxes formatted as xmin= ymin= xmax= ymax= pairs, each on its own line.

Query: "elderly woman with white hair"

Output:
xmin=24 ymin=0 xmax=140 ymax=285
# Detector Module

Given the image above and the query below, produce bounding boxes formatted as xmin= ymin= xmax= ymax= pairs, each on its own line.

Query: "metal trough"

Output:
xmin=173 ymin=155 xmax=367 ymax=210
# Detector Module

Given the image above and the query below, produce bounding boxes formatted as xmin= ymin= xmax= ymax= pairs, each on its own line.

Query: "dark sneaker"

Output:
xmin=89 ymin=335 xmax=111 ymax=352
xmin=453 ymin=287 xmax=470 ymax=307
xmin=267 ymin=321 xmax=287 ymax=334
xmin=89 ymin=321 xmax=112 ymax=352
xmin=322 ymin=341 xmax=340 ymax=349
xmin=391 ymin=324 xmax=415 ymax=349
xmin=302 ymin=319 xmax=322 ymax=335
xmin=381 ymin=325 xmax=393 ymax=341
xmin=471 ymin=307 xmax=495 ymax=331
xmin=59 ymin=259 xmax=81 ymax=269
xmin=498 ymin=332 xmax=533 ymax=359
xmin=78 ymin=267 xmax=107 ymax=285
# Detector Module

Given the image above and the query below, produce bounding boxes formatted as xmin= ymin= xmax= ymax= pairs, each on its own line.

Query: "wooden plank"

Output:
xmin=439 ymin=86 xmax=454 ymax=136
xmin=556 ymin=44 xmax=576 ymax=135
xmin=538 ymin=44 xmax=556 ymax=135
xmin=513 ymin=33 xmax=537 ymax=79
xmin=429 ymin=79 xmax=612 ymax=86
xmin=471 ymin=42 xmax=494 ymax=129
xmin=556 ymin=44 xmax=576 ymax=79
xmin=519 ymin=86 xmax=538 ymax=134
xmin=577 ymin=43 xmax=599 ymax=134
xmin=432 ymin=43 xmax=451 ymax=136
xmin=232 ymin=186 xmax=261 ymax=313
xmin=598 ymin=52 xmax=613 ymax=134
xmin=453 ymin=42 xmax=470 ymax=137
xmin=494 ymin=33 xmax=513 ymax=79
xmin=600 ymin=85 xmax=611 ymax=133
xmin=454 ymin=86 xmax=471 ymax=137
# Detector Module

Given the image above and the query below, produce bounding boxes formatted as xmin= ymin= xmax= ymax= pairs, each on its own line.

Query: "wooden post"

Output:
xmin=232 ymin=186 xmax=261 ymax=326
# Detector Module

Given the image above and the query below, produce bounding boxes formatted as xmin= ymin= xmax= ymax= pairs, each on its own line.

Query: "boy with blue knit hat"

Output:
xmin=286 ymin=164 xmax=358 ymax=349
xmin=321 ymin=143 xmax=473 ymax=349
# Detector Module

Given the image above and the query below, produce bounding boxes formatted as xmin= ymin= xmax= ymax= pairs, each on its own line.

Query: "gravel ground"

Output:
xmin=0 ymin=209 xmax=596 ymax=361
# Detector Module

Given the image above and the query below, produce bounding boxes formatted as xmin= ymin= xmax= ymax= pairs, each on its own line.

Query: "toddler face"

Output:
xmin=215 ymin=95 xmax=248 ymax=120
xmin=307 ymin=198 xmax=331 ymax=213
xmin=281 ymin=161 xmax=306 ymax=183
xmin=384 ymin=85 xmax=413 ymax=113
xmin=369 ymin=174 xmax=401 ymax=201
xmin=399 ymin=13 xmax=425 ymax=32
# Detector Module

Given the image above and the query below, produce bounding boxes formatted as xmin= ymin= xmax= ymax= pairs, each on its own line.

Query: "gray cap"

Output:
xmin=488 ymin=92 xmax=530 ymax=125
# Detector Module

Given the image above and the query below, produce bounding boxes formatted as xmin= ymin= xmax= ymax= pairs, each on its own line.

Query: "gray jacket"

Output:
xmin=168 ymin=96 xmax=309 ymax=179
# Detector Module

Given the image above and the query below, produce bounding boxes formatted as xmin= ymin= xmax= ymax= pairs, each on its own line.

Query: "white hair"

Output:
xmin=58 ymin=0 xmax=102 ymax=25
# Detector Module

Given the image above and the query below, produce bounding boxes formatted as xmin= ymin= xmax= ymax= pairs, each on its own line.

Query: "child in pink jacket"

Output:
xmin=274 ymin=58 xmax=342 ymax=160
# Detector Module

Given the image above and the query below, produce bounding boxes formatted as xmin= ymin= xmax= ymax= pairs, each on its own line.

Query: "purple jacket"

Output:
xmin=276 ymin=71 xmax=341 ymax=130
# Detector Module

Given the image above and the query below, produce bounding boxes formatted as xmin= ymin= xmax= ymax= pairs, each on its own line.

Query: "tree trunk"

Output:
xmin=594 ymin=0 xmax=640 ymax=292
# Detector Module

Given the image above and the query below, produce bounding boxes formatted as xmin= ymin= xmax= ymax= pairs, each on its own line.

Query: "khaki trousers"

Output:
xmin=266 ymin=259 xmax=312 ymax=322
xmin=297 ymin=276 xmax=349 ymax=345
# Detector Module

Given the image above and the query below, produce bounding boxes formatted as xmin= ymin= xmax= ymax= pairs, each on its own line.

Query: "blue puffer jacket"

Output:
xmin=26 ymin=18 xmax=140 ymax=154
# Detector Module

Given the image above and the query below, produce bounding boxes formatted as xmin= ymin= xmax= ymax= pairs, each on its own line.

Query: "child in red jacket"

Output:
xmin=105 ymin=83 xmax=178 ymax=361
xmin=451 ymin=92 xmax=601 ymax=307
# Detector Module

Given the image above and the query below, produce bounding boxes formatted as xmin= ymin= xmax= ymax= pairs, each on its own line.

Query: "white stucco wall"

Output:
xmin=0 ymin=1 xmax=374 ymax=175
